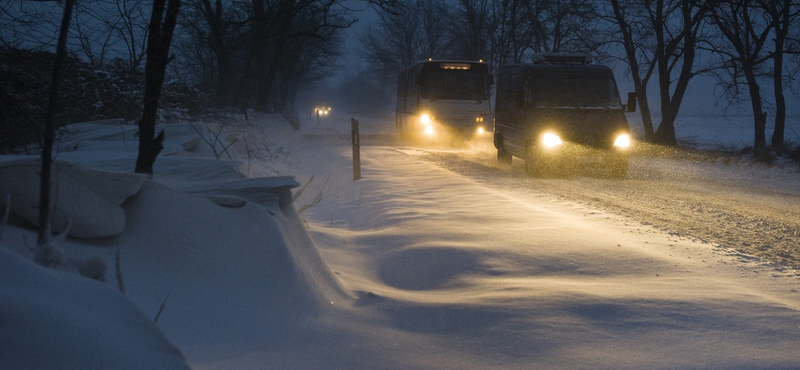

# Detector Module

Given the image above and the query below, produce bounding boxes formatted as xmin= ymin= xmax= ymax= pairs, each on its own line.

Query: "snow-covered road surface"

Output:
xmin=414 ymin=140 xmax=800 ymax=269
xmin=282 ymin=130 xmax=800 ymax=369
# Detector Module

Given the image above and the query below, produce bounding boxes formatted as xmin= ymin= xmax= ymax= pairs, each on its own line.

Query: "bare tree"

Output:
xmin=765 ymin=0 xmax=800 ymax=152
xmin=135 ymin=0 xmax=181 ymax=175
xmin=359 ymin=0 xmax=449 ymax=79
xmin=604 ymin=0 xmax=711 ymax=145
xmin=112 ymin=0 xmax=152 ymax=71
xmin=707 ymin=0 xmax=775 ymax=157
xmin=604 ymin=0 xmax=657 ymax=140
xmin=448 ymin=0 xmax=493 ymax=60
xmin=490 ymin=0 xmax=534 ymax=66
xmin=526 ymin=0 xmax=599 ymax=53
xmin=37 ymin=0 xmax=77 ymax=267
xmin=180 ymin=0 xmax=239 ymax=106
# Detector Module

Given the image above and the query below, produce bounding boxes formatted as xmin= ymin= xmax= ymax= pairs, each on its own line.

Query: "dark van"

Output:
xmin=493 ymin=53 xmax=636 ymax=177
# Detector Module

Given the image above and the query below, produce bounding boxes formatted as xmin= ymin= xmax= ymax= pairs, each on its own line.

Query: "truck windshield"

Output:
xmin=420 ymin=72 xmax=490 ymax=101
xmin=532 ymin=74 xmax=621 ymax=108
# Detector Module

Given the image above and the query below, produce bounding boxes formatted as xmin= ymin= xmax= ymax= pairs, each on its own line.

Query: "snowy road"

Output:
xmin=412 ymin=140 xmax=800 ymax=269
xmin=283 ymin=128 xmax=800 ymax=369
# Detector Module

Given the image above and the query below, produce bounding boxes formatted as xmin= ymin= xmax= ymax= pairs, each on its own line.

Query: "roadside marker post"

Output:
xmin=352 ymin=118 xmax=361 ymax=180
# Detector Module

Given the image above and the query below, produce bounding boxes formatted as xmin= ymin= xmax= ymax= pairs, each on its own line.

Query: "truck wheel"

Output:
xmin=497 ymin=145 xmax=512 ymax=165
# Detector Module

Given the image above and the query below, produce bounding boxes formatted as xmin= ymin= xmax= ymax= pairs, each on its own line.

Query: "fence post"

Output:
xmin=351 ymin=118 xmax=361 ymax=180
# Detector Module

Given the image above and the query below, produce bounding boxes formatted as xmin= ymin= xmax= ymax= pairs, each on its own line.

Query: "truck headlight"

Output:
xmin=542 ymin=133 xmax=563 ymax=147
xmin=614 ymin=134 xmax=631 ymax=148
xmin=420 ymin=114 xmax=432 ymax=125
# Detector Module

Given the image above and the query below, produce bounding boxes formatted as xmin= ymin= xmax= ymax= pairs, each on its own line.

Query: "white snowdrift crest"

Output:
xmin=0 ymin=158 xmax=144 ymax=238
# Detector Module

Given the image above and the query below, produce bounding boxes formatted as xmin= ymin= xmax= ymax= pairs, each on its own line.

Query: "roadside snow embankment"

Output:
xmin=0 ymin=115 xmax=345 ymax=369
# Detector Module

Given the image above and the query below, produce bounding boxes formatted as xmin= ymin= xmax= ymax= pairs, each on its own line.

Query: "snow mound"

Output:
xmin=0 ymin=247 xmax=190 ymax=370
xmin=1 ymin=116 xmax=348 ymax=363
xmin=0 ymin=158 xmax=144 ymax=238
xmin=118 ymin=174 xmax=347 ymax=348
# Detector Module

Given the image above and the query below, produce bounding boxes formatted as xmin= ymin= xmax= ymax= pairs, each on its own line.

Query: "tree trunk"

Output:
xmin=38 ymin=0 xmax=76 ymax=252
xmin=744 ymin=69 xmax=767 ymax=156
xmin=135 ymin=0 xmax=181 ymax=174
xmin=771 ymin=0 xmax=789 ymax=152
xmin=253 ymin=0 xmax=294 ymax=113
xmin=772 ymin=50 xmax=786 ymax=152
xmin=609 ymin=0 xmax=655 ymax=141
xmin=653 ymin=0 xmax=700 ymax=147
xmin=654 ymin=107 xmax=678 ymax=146
xmin=200 ymin=0 xmax=231 ymax=107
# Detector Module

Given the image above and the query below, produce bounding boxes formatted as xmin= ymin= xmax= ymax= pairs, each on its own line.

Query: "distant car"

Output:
xmin=493 ymin=53 xmax=636 ymax=178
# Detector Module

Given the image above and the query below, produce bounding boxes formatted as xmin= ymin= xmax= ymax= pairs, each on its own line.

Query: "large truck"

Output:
xmin=396 ymin=60 xmax=494 ymax=140
xmin=493 ymin=53 xmax=636 ymax=177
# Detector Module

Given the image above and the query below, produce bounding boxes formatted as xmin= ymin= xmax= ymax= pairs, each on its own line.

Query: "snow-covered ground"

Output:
xmin=2 ymin=112 xmax=800 ymax=369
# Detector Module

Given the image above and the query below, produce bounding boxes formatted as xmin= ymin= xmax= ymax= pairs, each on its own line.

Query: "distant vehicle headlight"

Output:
xmin=477 ymin=127 xmax=485 ymax=135
xmin=424 ymin=125 xmax=435 ymax=136
xmin=542 ymin=133 xmax=563 ymax=147
xmin=614 ymin=134 xmax=631 ymax=148
xmin=420 ymin=114 xmax=432 ymax=125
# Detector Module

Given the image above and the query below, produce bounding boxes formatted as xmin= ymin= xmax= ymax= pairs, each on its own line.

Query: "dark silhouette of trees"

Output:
xmin=4 ymin=0 xmax=800 ymax=158
xmin=707 ymin=0 xmax=775 ymax=157
xmin=765 ymin=0 xmax=800 ymax=152
xmin=359 ymin=0 xmax=450 ymax=83
xmin=175 ymin=0 xmax=400 ymax=113
xmin=604 ymin=0 xmax=711 ymax=145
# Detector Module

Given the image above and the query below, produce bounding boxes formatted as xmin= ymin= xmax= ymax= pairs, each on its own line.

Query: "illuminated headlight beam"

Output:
xmin=420 ymin=114 xmax=432 ymax=125
xmin=614 ymin=134 xmax=631 ymax=148
xmin=542 ymin=133 xmax=563 ymax=147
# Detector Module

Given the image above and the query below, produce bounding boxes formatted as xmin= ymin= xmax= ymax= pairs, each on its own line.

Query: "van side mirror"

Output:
xmin=626 ymin=92 xmax=637 ymax=112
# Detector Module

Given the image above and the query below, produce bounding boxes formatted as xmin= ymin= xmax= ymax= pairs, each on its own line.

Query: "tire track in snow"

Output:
xmin=407 ymin=147 xmax=800 ymax=269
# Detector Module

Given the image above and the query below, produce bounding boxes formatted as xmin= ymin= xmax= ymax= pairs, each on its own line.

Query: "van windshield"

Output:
xmin=532 ymin=74 xmax=621 ymax=108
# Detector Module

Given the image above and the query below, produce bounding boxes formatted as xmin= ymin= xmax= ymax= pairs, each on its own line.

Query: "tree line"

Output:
xmin=0 ymin=0 xmax=397 ymax=260
xmin=360 ymin=0 xmax=800 ymax=156
xmin=2 ymin=0 xmax=799 ymax=156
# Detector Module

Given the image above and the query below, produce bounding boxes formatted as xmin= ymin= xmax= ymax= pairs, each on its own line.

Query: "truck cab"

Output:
xmin=493 ymin=53 xmax=635 ymax=177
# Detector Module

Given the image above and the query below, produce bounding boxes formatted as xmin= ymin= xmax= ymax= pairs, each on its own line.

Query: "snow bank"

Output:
xmin=0 ymin=247 xmax=190 ymax=369
xmin=1 ymin=115 xmax=348 ymax=368
xmin=0 ymin=158 xmax=144 ymax=238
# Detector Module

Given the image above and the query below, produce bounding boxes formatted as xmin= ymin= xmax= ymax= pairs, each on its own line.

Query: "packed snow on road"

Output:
xmin=2 ymin=112 xmax=800 ymax=369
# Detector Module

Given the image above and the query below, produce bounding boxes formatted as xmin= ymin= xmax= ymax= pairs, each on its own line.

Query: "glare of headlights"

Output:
xmin=614 ymin=134 xmax=631 ymax=148
xmin=542 ymin=133 xmax=563 ymax=147
xmin=420 ymin=114 xmax=432 ymax=124
xmin=477 ymin=127 xmax=485 ymax=135
xmin=424 ymin=125 xmax=435 ymax=136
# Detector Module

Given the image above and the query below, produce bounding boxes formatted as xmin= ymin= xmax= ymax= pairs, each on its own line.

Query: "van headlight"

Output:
xmin=613 ymin=134 xmax=631 ymax=148
xmin=542 ymin=133 xmax=563 ymax=147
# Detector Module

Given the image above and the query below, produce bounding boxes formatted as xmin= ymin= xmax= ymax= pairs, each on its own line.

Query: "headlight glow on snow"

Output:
xmin=476 ymin=127 xmax=485 ymax=135
xmin=542 ymin=133 xmax=563 ymax=147
xmin=614 ymin=134 xmax=631 ymax=148
xmin=424 ymin=125 xmax=435 ymax=136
